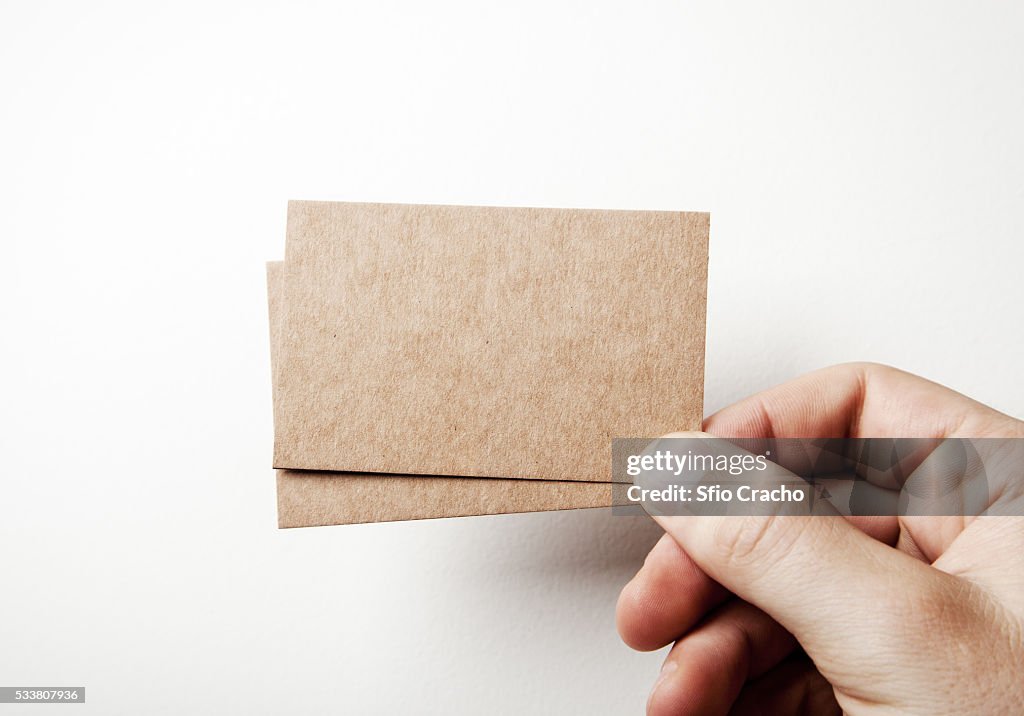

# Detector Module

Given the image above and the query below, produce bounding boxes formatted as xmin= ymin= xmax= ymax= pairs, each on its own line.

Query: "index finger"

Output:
xmin=704 ymin=362 xmax=1017 ymax=440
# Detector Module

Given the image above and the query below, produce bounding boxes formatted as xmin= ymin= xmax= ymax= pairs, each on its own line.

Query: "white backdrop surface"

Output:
xmin=2 ymin=1 xmax=1022 ymax=713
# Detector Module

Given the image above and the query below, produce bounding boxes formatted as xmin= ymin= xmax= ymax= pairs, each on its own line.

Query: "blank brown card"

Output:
xmin=268 ymin=262 xmax=617 ymax=527
xmin=275 ymin=201 xmax=709 ymax=482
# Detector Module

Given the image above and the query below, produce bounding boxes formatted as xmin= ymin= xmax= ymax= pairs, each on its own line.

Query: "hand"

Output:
xmin=617 ymin=363 xmax=1024 ymax=715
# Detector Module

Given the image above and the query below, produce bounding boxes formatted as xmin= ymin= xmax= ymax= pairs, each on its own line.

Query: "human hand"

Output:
xmin=617 ymin=363 xmax=1024 ymax=715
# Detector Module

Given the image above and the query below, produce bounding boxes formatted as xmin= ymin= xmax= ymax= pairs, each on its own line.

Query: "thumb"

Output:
xmin=645 ymin=437 xmax=952 ymax=670
xmin=654 ymin=512 xmax=937 ymax=652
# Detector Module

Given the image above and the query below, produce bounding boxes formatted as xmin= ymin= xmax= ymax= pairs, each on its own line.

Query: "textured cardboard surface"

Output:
xmin=268 ymin=262 xmax=616 ymax=527
xmin=275 ymin=471 xmax=616 ymax=528
xmin=275 ymin=201 xmax=709 ymax=480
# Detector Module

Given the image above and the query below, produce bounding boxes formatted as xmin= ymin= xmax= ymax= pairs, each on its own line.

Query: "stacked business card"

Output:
xmin=268 ymin=201 xmax=709 ymax=527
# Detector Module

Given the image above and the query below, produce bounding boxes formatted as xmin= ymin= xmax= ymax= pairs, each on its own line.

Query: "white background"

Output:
xmin=2 ymin=1 xmax=1023 ymax=713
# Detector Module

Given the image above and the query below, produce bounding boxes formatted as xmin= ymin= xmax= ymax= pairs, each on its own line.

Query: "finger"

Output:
xmin=931 ymin=515 xmax=1024 ymax=612
xmin=630 ymin=432 xmax=913 ymax=667
xmin=618 ymin=533 xmax=729 ymax=651
xmin=728 ymin=656 xmax=840 ymax=716
xmin=901 ymin=438 xmax=1024 ymax=562
xmin=652 ymin=510 xmax=949 ymax=670
xmin=846 ymin=514 xmax=900 ymax=545
xmin=621 ymin=430 xmax=901 ymax=652
xmin=703 ymin=362 xmax=1015 ymax=440
xmin=647 ymin=600 xmax=797 ymax=716
xmin=620 ymin=514 xmax=899 ymax=652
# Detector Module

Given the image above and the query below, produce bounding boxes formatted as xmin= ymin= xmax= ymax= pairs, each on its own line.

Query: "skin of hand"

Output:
xmin=616 ymin=363 xmax=1024 ymax=715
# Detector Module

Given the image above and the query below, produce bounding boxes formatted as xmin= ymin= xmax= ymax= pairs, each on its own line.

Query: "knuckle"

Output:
xmin=711 ymin=515 xmax=808 ymax=573
xmin=869 ymin=573 xmax=973 ymax=647
xmin=904 ymin=577 xmax=973 ymax=635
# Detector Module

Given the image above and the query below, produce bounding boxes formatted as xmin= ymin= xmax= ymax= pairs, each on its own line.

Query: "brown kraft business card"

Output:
xmin=275 ymin=201 xmax=709 ymax=481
